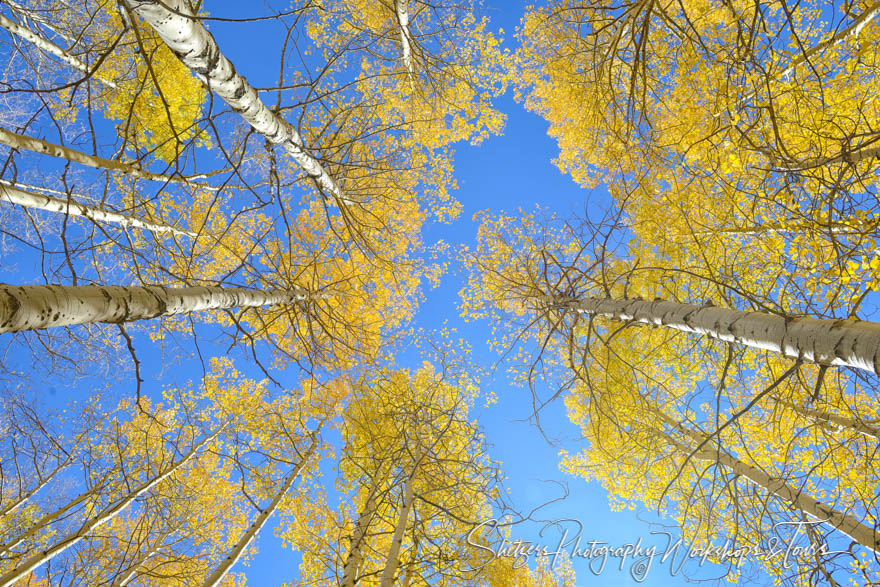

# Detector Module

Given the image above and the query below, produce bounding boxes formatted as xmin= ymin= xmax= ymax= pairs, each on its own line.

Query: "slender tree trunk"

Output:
xmin=0 ymin=182 xmax=196 ymax=237
xmin=774 ymin=397 xmax=880 ymax=442
xmin=110 ymin=528 xmax=175 ymax=586
xmin=0 ymin=127 xmax=217 ymax=188
xmin=0 ymin=13 xmax=119 ymax=89
xmin=784 ymin=139 xmax=880 ymax=171
xmin=400 ymin=532 xmax=419 ymax=587
xmin=201 ymin=439 xmax=316 ymax=587
xmin=552 ymin=296 xmax=880 ymax=376
xmin=679 ymin=436 xmax=879 ymax=552
xmin=735 ymin=1 xmax=880 ymax=108
xmin=688 ymin=216 xmax=880 ymax=238
xmin=0 ymin=458 xmax=71 ymax=519
xmin=112 ymin=547 xmax=160 ymax=587
xmin=0 ymin=284 xmax=308 ymax=333
xmin=340 ymin=483 xmax=381 ymax=587
xmin=778 ymin=1 xmax=880 ymax=81
xmin=3 ymin=1 xmax=75 ymax=43
xmin=652 ymin=411 xmax=880 ymax=553
xmin=379 ymin=467 xmax=417 ymax=587
xmin=120 ymin=0 xmax=354 ymax=207
xmin=0 ymin=472 xmax=113 ymax=557
xmin=0 ymin=426 xmax=224 ymax=587
xmin=394 ymin=0 xmax=415 ymax=83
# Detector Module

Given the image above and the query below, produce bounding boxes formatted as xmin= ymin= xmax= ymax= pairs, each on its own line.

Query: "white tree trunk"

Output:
xmin=394 ymin=0 xmax=415 ymax=83
xmin=0 ymin=13 xmax=120 ymax=89
xmin=400 ymin=534 xmax=419 ymax=587
xmin=653 ymin=411 xmax=880 ymax=553
xmin=778 ymin=1 xmax=880 ymax=81
xmin=379 ymin=469 xmax=416 ymax=587
xmin=734 ymin=1 xmax=880 ymax=108
xmin=775 ymin=397 xmax=880 ymax=442
xmin=120 ymin=0 xmax=353 ymax=207
xmin=110 ymin=529 xmax=174 ymax=587
xmin=200 ymin=440 xmax=316 ymax=587
xmin=783 ymin=140 xmax=880 ymax=171
xmin=0 ymin=182 xmax=197 ymax=237
xmin=689 ymin=442 xmax=879 ymax=552
xmin=0 ymin=284 xmax=308 ymax=333
xmin=0 ymin=472 xmax=113 ymax=557
xmin=3 ymin=1 xmax=75 ymax=44
xmin=689 ymin=215 xmax=879 ymax=238
xmin=0 ymin=126 xmax=218 ymax=189
xmin=555 ymin=296 xmax=880 ymax=376
xmin=0 ymin=458 xmax=71 ymax=519
xmin=340 ymin=484 xmax=380 ymax=587
xmin=0 ymin=426 xmax=224 ymax=587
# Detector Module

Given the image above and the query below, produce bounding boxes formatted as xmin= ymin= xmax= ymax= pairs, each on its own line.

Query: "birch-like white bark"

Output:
xmin=0 ymin=472 xmax=113 ymax=557
xmin=379 ymin=467 xmax=417 ymax=587
xmin=783 ymin=141 xmax=880 ymax=171
xmin=200 ymin=440 xmax=316 ymax=587
xmin=0 ymin=126 xmax=218 ymax=189
xmin=0 ymin=182 xmax=197 ymax=237
xmin=775 ymin=397 xmax=880 ymax=442
xmin=738 ymin=4 xmax=880 ymax=170
xmin=111 ymin=529 xmax=174 ymax=587
xmin=778 ymin=2 xmax=880 ymax=81
xmin=732 ymin=2 xmax=880 ymax=110
xmin=0 ymin=13 xmax=120 ymax=89
xmin=0 ymin=284 xmax=308 ymax=333
xmin=554 ymin=296 xmax=880 ymax=376
xmin=400 ymin=534 xmax=418 ymax=587
xmin=340 ymin=484 xmax=380 ymax=587
xmin=675 ymin=435 xmax=879 ymax=552
xmin=394 ymin=0 xmax=415 ymax=84
xmin=2 ymin=1 xmax=75 ymax=43
xmin=689 ymin=215 xmax=880 ymax=238
xmin=0 ymin=426 xmax=225 ymax=587
xmin=0 ymin=477 xmax=52 ymax=519
xmin=652 ymin=411 xmax=880 ymax=552
xmin=120 ymin=0 xmax=353 ymax=206
xmin=0 ymin=458 xmax=72 ymax=519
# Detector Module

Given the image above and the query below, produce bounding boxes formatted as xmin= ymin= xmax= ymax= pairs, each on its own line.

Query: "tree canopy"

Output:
xmin=1 ymin=0 xmax=878 ymax=585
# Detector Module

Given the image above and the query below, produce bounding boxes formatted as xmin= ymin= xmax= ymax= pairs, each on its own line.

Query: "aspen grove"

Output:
xmin=0 ymin=0 xmax=878 ymax=585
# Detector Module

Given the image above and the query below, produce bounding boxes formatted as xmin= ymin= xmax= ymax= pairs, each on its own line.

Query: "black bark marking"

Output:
xmin=0 ymin=289 xmax=21 ymax=328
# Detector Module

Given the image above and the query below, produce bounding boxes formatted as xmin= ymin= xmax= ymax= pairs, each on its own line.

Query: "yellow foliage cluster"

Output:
xmin=47 ymin=0 xmax=207 ymax=162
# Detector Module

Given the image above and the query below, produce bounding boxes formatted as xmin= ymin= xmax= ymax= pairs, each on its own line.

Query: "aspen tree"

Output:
xmin=464 ymin=210 xmax=880 ymax=376
xmin=0 ymin=424 xmax=225 ymax=586
xmin=285 ymin=359 xmax=509 ymax=586
xmin=0 ymin=12 xmax=119 ymax=89
xmin=515 ymin=0 xmax=880 ymax=310
xmin=119 ymin=0 xmax=351 ymax=207
xmin=0 ymin=182 xmax=197 ymax=237
xmin=305 ymin=0 xmax=508 ymax=150
xmin=0 ymin=284 xmax=308 ymax=333
xmin=0 ymin=126 xmax=217 ymax=189
xmin=464 ymin=208 xmax=880 ymax=583
xmin=201 ymin=439 xmax=317 ymax=587
xmin=0 ymin=359 xmax=326 ymax=585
